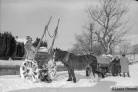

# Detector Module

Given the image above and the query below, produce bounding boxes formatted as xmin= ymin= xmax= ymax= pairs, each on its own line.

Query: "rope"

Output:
xmin=48 ymin=18 xmax=60 ymax=54
xmin=47 ymin=29 xmax=54 ymax=38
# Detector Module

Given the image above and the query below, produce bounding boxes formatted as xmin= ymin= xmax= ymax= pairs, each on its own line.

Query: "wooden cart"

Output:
xmin=20 ymin=17 xmax=60 ymax=82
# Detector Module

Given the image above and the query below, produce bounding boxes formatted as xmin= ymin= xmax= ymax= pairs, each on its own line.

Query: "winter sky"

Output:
xmin=0 ymin=0 xmax=138 ymax=50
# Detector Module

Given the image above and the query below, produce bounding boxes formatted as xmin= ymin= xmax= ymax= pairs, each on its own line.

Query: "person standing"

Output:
xmin=111 ymin=56 xmax=121 ymax=76
xmin=24 ymin=36 xmax=36 ymax=60
xmin=120 ymin=54 xmax=130 ymax=77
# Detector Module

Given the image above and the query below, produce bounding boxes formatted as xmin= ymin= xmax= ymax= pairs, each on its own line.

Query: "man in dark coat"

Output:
xmin=111 ymin=56 xmax=121 ymax=76
xmin=38 ymin=64 xmax=52 ymax=83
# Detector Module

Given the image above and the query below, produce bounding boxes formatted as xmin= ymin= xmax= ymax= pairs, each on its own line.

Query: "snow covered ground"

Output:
xmin=0 ymin=63 xmax=138 ymax=92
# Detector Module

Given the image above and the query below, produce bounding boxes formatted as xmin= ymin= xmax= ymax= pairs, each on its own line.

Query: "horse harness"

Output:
xmin=63 ymin=52 xmax=70 ymax=62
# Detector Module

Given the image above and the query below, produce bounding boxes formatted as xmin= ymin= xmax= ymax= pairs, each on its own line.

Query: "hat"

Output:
xmin=26 ymin=36 xmax=32 ymax=41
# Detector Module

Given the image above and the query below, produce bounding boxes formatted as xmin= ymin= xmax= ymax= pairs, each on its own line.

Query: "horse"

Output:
xmin=53 ymin=48 xmax=104 ymax=83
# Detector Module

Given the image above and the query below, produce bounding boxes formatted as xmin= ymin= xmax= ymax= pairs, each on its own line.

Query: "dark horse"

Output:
xmin=53 ymin=48 xmax=104 ymax=83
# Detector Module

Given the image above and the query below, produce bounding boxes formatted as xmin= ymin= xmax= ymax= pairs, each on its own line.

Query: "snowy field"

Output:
xmin=0 ymin=63 xmax=138 ymax=92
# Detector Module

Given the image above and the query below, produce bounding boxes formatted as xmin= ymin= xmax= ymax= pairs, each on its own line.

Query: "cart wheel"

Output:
xmin=48 ymin=66 xmax=57 ymax=79
xmin=47 ymin=60 xmax=57 ymax=79
xmin=20 ymin=60 xmax=39 ymax=82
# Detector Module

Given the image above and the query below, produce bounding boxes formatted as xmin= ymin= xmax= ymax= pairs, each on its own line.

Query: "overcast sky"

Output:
xmin=0 ymin=0 xmax=138 ymax=50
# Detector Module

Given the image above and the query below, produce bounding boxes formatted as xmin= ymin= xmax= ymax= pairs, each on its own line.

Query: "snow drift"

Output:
xmin=0 ymin=63 xmax=138 ymax=92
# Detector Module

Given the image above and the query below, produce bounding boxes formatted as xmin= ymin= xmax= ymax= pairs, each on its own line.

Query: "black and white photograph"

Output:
xmin=0 ymin=0 xmax=138 ymax=92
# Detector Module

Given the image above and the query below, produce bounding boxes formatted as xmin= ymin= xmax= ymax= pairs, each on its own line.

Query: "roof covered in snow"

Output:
xmin=38 ymin=47 xmax=48 ymax=52
xmin=16 ymin=38 xmax=27 ymax=44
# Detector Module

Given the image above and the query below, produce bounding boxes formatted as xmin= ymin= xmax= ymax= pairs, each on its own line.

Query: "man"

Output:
xmin=111 ymin=56 xmax=121 ymax=76
xmin=120 ymin=54 xmax=130 ymax=77
xmin=39 ymin=64 xmax=52 ymax=83
xmin=24 ymin=36 xmax=36 ymax=60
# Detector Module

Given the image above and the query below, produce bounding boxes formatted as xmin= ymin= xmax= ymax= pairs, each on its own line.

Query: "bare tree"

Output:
xmin=71 ymin=32 xmax=90 ymax=55
xmin=131 ymin=44 xmax=138 ymax=60
xmin=71 ymin=23 xmax=103 ymax=55
xmin=119 ymin=41 xmax=131 ymax=55
xmin=88 ymin=0 xmax=128 ymax=54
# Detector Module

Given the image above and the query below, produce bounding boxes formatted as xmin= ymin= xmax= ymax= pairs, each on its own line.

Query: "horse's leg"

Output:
xmin=70 ymin=68 xmax=76 ymax=83
xmin=101 ymin=72 xmax=105 ymax=78
xmin=86 ymin=67 xmax=90 ymax=77
xmin=67 ymin=69 xmax=72 ymax=81
xmin=66 ymin=65 xmax=72 ymax=81
xmin=90 ymin=64 xmax=96 ymax=78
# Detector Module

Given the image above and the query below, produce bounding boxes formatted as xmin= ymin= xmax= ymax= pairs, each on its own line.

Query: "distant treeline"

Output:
xmin=0 ymin=32 xmax=47 ymax=60
xmin=0 ymin=32 xmax=16 ymax=59
xmin=0 ymin=32 xmax=24 ymax=60
xmin=33 ymin=37 xmax=47 ymax=48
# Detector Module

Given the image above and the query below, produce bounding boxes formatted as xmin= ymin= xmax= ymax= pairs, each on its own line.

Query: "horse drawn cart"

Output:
xmin=20 ymin=17 xmax=60 ymax=82
xmin=86 ymin=54 xmax=113 ymax=77
xmin=97 ymin=55 xmax=113 ymax=76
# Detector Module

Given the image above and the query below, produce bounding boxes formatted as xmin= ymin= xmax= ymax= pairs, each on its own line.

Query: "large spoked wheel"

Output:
xmin=48 ymin=65 xmax=57 ymax=79
xmin=20 ymin=60 xmax=39 ymax=82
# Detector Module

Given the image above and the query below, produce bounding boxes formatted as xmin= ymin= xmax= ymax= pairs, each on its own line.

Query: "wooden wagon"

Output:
xmin=97 ymin=55 xmax=113 ymax=76
xmin=86 ymin=54 xmax=113 ymax=77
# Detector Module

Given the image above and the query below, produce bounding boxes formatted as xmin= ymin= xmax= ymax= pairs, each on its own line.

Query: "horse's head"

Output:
xmin=53 ymin=48 xmax=63 ymax=62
